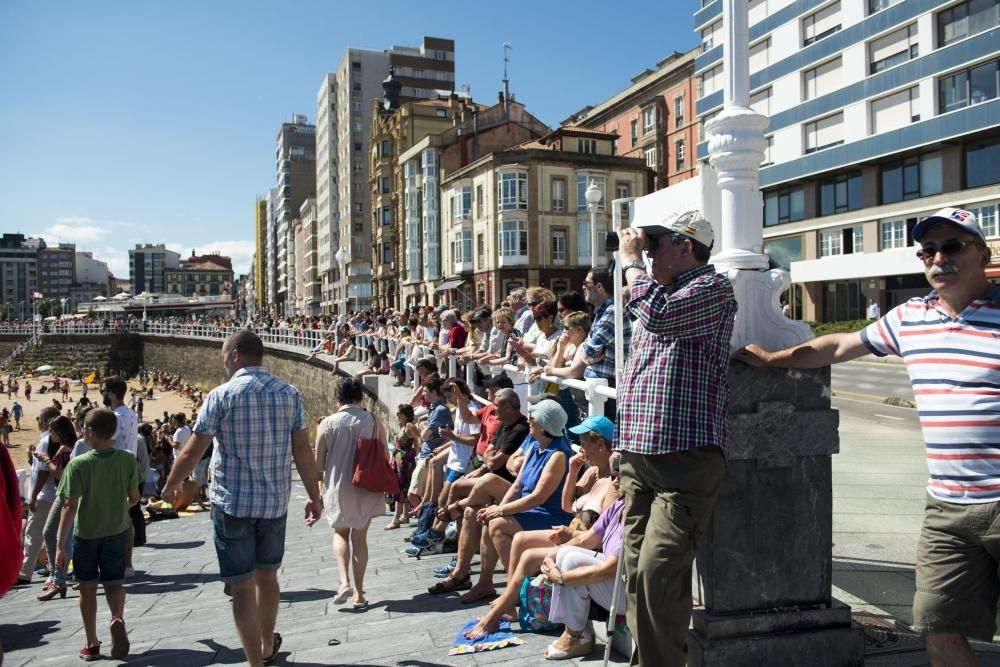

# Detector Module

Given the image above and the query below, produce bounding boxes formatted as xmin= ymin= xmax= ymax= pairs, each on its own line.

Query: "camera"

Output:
xmin=604 ymin=225 xmax=672 ymax=253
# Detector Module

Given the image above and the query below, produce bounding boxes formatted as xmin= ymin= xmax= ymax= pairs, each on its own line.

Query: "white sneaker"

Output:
xmin=124 ymin=566 xmax=135 ymax=578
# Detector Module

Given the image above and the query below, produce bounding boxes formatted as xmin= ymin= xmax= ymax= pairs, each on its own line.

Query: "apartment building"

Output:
xmin=397 ymin=96 xmax=551 ymax=308
xmin=164 ymin=253 xmax=233 ymax=298
xmin=566 ymin=49 xmax=699 ymax=190
xmin=266 ymin=187 xmax=279 ymax=309
xmin=694 ymin=0 xmax=1000 ymax=321
xmin=0 ymin=233 xmax=41 ymax=313
xmin=299 ymin=197 xmax=321 ymax=314
xmin=254 ymin=197 xmax=267 ymax=311
xmin=315 ymin=37 xmax=455 ymax=315
xmin=437 ymin=126 xmax=653 ymax=309
xmin=274 ymin=116 xmax=316 ymax=316
xmin=128 ymin=243 xmax=180 ymax=295
xmin=37 ymin=243 xmax=76 ymax=303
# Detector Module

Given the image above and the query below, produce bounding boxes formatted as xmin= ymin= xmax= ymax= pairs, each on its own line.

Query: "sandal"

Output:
xmin=427 ymin=575 xmax=471 ymax=595
xmin=263 ymin=632 xmax=282 ymax=664
xmin=543 ymin=630 xmax=594 ymax=660
xmin=384 ymin=520 xmax=401 ymax=530
xmin=333 ymin=585 xmax=353 ymax=604
xmin=459 ymin=587 xmax=497 ymax=604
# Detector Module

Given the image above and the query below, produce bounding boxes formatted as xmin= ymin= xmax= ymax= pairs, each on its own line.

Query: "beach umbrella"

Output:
xmin=35 ymin=364 xmax=55 ymax=372
xmin=92 ymin=296 xmax=108 ymax=302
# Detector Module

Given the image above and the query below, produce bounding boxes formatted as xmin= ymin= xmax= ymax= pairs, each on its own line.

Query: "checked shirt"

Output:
xmin=581 ymin=297 xmax=632 ymax=381
xmin=614 ymin=266 xmax=737 ymax=456
xmin=194 ymin=366 xmax=307 ymax=518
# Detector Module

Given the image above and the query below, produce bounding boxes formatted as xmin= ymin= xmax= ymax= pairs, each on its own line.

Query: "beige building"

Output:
xmin=165 ymin=253 xmax=234 ymax=298
xmin=434 ymin=126 xmax=653 ymax=309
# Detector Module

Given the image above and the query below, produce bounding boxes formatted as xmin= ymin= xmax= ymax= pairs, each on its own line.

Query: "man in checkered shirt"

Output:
xmin=614 ymin=211 xmax=737 ymax=667
xmin=163 ymin=330 xmax=322 ymax=666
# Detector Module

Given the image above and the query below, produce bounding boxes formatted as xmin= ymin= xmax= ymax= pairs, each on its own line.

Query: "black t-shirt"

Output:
xmin=488 ymin=415 xmax=529 ymax=482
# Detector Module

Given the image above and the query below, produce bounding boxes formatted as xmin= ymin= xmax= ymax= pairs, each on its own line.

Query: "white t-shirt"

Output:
xmin=30 ymin=433 xmax=57 ymax=503
xmin=446 ymin=402 xmax=481 ymax=473
xmin=172 ymin=425 xmax=192 ymax=453
xmin=71 ymin=437 xmax=89 ymax=459
xmin=112 ymin=405 xmax=139 ymax=456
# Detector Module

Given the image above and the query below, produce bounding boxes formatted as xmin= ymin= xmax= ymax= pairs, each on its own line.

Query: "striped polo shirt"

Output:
xmin=861 ymin=286 xmax=1000 ymax=504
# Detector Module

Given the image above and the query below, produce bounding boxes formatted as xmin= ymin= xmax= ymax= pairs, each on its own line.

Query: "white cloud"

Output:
xmin=44 ymin=222 xmax=108 ymax=244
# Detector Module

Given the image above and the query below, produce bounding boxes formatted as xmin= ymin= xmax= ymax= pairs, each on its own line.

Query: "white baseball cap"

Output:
xmin=658 ymin=210 xmax=715 ymax=249
xmin=912 ymin=207 xmax=986 ymax=242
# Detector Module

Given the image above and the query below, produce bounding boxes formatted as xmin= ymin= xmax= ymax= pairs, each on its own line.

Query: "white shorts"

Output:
xmin=408 ymin=457 xmax=430 ymax=498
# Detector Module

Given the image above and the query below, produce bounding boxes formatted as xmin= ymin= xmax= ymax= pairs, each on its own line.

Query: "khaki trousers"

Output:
xmin=619 ymin=447 xmax=725 ymax=667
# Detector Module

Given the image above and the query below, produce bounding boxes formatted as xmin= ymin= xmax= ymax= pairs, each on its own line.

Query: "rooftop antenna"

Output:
xmin=502 ymin=41 xmax=512 ymax=117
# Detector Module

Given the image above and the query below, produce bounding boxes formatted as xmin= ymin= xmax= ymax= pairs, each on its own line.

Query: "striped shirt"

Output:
xmin=861 ymin=287 xmax=1000 ymax=504
xmin=614 ymin=266 xmax=737 ymax=456
xmin=193 ymin=366 xmax=307 ymax=518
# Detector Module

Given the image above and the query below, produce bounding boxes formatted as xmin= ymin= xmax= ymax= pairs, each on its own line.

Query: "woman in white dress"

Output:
xmin=315 ymin=378 xmax=387 ymax=610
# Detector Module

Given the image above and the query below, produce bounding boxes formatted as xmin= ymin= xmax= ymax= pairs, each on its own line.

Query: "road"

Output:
xmin=830 ymin=358 xmax=920 ymax=430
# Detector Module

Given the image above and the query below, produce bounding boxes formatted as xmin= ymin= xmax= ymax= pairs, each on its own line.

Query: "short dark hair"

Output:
xmin=103 ymin=377 xmax=127 ymax=401
xmin=557 ymin=290 xmax=587 ymax=313
xmin=590 ymin=268 xmax=612 ymax=293
xmin=415 ymin=358 xmax=437 ymax=373
xmin=38 ymin=406 xmax=61 ymax=424
xmin=334 ymin=377 xmax=364 ymax=404
xmin=423 ymin=375 xmax=444 ymax=398
xmin=223 ymin=330 xmax=264 ymax=364
xmin=85 ymin=408 xmax=118 ymax=441
xmin=397 ymin=404 xmax=415 ymax=422
xmin=172 ymin=412 xmax=187 ymax=425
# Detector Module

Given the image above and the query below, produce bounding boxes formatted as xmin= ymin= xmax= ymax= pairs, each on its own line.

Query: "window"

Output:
xmin=870 ymin=87 xmax=920 ymax=133
xmin=700 ymin=111 xmax=719 ymax=142
xmin=552 ymin=231 xmax=567 ymax=265
xmin=966 ymin=138 xmax=1000 ymax=188
xmin=477 ymin=233 xmax=485 ymax=268
xmin=750 ymin=87 xmax=772 ymax=116
xmin=674 ymin=96 xmax=684 ymax=127
xmin=880 ymin=219 xmax=908 ymax=249
xmin=642 ymin=107 xmax=658 ymax=133
xmin=578 ymin=138 xmax=597 ymax=154
xmin=498 ymin=172 xmax=528 ymax=210
xmin=577 ymin=218 xmax=608 ymax=261
xmin=577 ymin=174 xmax=606 ymax=211
xmin=803 ymin=2 xmax=842 ymax=46
xmin=476 ymin=184 xmax=484 ymax=218
xmin=382 ymin=206 xmax=391 ymax=225
xmin=617 ymin=183 xmax=631 ymax=219
xmin=353 ymin=142 xmax=362 ymax=152
xmin=352 ymin=82 xmax=361 ymax=92
xmin=381 ymin=176 xmax=391 ymax=193
xmin=413 ymin=69 xmax=424 ymax=78
xmin=702 ymin=20 xmax=721 ymax=52
xmin=499 ymin=220 xmax=528 ymax=257
xmin=381 ymin=140 xmax=392 ymax=156
xmin=869 ymin=24 xmax=918 ymax=73
xmin=552 ymin=178 xmax=566 ymax=212
xmin=880 ymin=154 xmax=943 ymax=203
xmin=435 ymin=108 xmax=447 ymax=118
xmin=700 ymin=65 xmax=723 ymax=97
xmin=675 ymin=139 xmax=686 ymax=171
xmin=749 ymin=38 xmax=771 ymax=74
xmin=820 ymin=230 xmax=843 ymax=256
xmin=644 ymin=146 xmax=658 ymax=169
xmin=451 ymin=186 xmax=472 ymax=222
xmin=869 ymin=0 xmax=902 ymax=13
xmin=749 ymin=0 xmax=768 ymax=24
xmin=382 ymin=242 xmax=392 ymax=265
xmin=453 ymin=230 xmax=473 ymax=265
xmin=804 ymin=112 xmax=844 ymax=153
xmin=967 ymin=203 xmax=998 ymax=237
xmin=938 ymin=0 xmax=1000 ymax=47
xmin=764 ymin=188 xmax=805 ymax=226
xmin=630 ymin=119 xmax=638 ymax=146
xmin=819 ymin=172 xmax=863 ymax=216
xmin=762 ymin=135 xmax=774 ymax=166
xmin=804 ymin=57 xmax=842 ymax=100
xmin=939 ymin=58 xmax=999 ymax=113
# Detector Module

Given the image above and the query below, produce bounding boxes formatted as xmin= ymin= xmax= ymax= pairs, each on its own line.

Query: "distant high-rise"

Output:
xmin=128 ymin=243 xmax=181 ymax=294
xmin=274 ymin=116 xmax=316 ymax=316
xmin=254 ymin=197 xmax=267 ymax=311
xmin=37 ymin=242 xmax=76 ymax=303
xmin=0 ymin=233 xmax=42 ymax=313
xmin=316 ymin=36 xmax=455 ymax=314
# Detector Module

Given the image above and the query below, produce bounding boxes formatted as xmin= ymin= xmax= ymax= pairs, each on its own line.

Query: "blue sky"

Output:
xmin=0 ymin=1 xmax=699 ymax=277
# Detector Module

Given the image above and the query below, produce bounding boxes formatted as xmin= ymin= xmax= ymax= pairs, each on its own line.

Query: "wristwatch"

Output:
xmin=624 ymin=260 xmax=646 ymax=273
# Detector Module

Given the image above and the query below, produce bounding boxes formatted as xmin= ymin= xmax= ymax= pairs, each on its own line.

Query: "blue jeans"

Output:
xmin=211 ymin=506 xmax=287 ymax=583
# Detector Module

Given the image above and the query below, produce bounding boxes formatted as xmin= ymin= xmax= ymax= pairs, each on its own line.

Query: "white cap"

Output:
xmin=658 ymin=210 xmax=715 ymax=249
xmin=912 ymin=207 xmax=985 ymax=242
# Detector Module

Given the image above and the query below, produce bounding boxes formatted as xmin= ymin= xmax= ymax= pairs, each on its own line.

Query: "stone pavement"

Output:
xmin=4 ymin=403 xmax=1000 ymax=664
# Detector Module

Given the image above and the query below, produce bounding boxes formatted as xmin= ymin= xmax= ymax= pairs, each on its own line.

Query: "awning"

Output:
xmin=434 ymin=279 xmax=465 ymax=292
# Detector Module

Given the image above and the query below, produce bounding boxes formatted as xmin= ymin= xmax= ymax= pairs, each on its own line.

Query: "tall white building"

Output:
xmin=315 ymin=37 xmax=455 ymax=314
xmin=694 ymin=0 xmax=1000 ymax=321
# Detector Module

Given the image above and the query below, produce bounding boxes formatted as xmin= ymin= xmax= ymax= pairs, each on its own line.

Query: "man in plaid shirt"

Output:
xmin=164 ymin=330 xmax=322 ymax=666
xmin=614 ymin=211 xmax=737 ymax=667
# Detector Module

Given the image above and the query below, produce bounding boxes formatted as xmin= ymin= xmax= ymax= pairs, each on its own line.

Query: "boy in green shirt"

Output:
xmin=56 ymin=408 xmax=140 ymax=661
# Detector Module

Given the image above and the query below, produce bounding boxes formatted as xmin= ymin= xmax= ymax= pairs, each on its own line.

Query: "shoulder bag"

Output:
xmin=351 ymin=411 xmax=400 ymax=496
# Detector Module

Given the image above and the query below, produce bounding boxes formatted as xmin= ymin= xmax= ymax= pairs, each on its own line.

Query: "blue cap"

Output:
xmin=568 ymin=415 xmax=614 ymax=443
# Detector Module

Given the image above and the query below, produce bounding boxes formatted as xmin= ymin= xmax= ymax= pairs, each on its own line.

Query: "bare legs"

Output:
xmin=925 ymin=633 xmax=977 ymax=667
xmin=333 ymin=521 xmax=372 ymax=604
xmin=230 ymin=570 xmax=280 ymax=667
xmin=464 ymin=542 xmax=555 ymax=638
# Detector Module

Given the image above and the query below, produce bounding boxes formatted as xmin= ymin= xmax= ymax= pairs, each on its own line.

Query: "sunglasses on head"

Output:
xmin=915 ymin=239 xmax=983 ymax=261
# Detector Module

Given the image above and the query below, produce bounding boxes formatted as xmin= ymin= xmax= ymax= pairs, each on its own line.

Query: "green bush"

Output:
xmin=806 ymin=320 xmax=870 ymax=337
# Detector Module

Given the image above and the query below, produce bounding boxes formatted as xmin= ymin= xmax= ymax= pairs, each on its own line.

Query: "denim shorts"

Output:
xmin=73 ymin=530 xmax=127 ymax=585
xmin=211 ymin=506 xmax=287 ymax=583
xmin=445 ymin=468 xmax=464 ymax=483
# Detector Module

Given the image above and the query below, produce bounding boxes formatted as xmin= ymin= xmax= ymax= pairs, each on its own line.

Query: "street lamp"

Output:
xmin=335 ymin=247 xmax=346 ymax=319
xmin=585 ymin=179 xmax=603 ymax=266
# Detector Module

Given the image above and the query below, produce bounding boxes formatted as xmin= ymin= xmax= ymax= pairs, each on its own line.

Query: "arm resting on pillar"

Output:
xmin=735 ymin=331 xmax=869 ymax=368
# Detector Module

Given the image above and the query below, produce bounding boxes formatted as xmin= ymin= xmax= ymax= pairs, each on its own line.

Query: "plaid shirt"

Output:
xmin=194 ymin=366 xmax=307 ymax=518
xmin=581 ymin=298 xmax=631 ymax=381
xmin=614 ymin=266 xmax=737 ymax=456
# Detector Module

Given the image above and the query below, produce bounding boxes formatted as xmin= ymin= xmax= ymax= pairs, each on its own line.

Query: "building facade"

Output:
xmin=254 ymin=197 xmax=267 ymax=311
xmin=437 ymin=126 xmax=653 ymax=309
xmin=274 ymin=116 xmax=316 ymax=316
xmin=37 ymin=243 xmax=76 ymax=304
xmin=164 ymin=252 xmax=234 ymax=298
xmin=128 ymin=243 xmax=180 ymax=295
xmin=316 ymin=37 xmax=456 ymax=315
xmin=566 ymin=49 xmax=699 ymax=190
xmin=0 ymin=233 xmax=41 ymax=316
xmin=300 ymin=197 xmax=321 ymax=314
xmin=694 ymin=0 xmax=1000 ymax=321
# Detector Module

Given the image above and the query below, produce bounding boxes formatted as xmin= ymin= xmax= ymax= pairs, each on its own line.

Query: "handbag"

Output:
xmin=351 ymin=411 xmax=400 ymax=496
xmin=518 ymin=574 xmax=559 ymax=632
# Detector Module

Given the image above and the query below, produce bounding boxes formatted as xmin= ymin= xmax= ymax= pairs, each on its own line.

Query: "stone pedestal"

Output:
xmin=688 ymin=363 xmax=864 ymax=666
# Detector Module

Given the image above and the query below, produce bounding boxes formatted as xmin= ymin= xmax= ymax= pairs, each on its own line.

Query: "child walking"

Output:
xmin=56 ymin=408 xmax=140 ymax=661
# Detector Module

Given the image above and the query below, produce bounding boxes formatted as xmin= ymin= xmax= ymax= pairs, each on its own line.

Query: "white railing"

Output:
xmin=0 ymin=323 xmax=619 ymax=416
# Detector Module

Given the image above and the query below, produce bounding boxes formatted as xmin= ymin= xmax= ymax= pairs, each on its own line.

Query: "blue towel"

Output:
xmin=449 ymin=619 xmax=526 ymax=655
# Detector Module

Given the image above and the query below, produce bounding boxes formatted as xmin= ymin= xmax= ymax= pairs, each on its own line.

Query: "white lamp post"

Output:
xmin=335 ymin=247 xmax=346 ymax=318
xmin=585 ymin=180 xmax=603 ymax=266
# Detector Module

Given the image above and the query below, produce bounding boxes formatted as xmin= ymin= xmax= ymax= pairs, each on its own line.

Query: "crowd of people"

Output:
xmin=0 ymin=206 xmax=997 ymax=666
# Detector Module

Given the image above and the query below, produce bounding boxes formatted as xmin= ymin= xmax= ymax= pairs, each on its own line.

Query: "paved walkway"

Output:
xmin=4 ymin=396 xmax=1000 ymax=664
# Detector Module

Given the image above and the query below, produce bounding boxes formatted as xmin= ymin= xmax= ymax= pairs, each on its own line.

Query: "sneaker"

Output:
xmin=404 ymin=542 xmax=444 ymax=558
xmin=124 ymin=566 xmax=135 ymax=578
xmin=410 ymin=530 xmax=445 ymax=549
xmin=110 ymin=616 xmax=130 ymax=659
xmin=433 ymin=557 xmax=458 ymax=577
xmin=79 ymin=641 xmax=101 ymax=661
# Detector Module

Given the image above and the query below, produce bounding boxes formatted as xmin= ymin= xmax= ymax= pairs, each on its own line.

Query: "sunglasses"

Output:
xmin=915 ymin=239 xmax=984 ymax=262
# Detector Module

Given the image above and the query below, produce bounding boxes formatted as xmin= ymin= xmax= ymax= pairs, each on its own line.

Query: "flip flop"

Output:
xmin=263 ymin=632 xmax=282 ymax=664
xmin=459 ymin=587 xmax=497 ymax=604
xmin=427 ymin=575 xmax=471 ymax=595
xmin=352 ymin=599 xmax=369 ymax=611
xmin=333 ymin=585 xmax=353 ymax=604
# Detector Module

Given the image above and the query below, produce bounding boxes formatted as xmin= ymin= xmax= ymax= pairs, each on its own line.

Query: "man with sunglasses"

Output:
xmin=737 ymin=207 xmax=997 ymax=667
